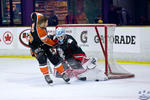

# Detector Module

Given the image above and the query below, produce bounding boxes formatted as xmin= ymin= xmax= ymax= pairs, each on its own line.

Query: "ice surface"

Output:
xmin=0 ymin=58 xmax=150 ymax=100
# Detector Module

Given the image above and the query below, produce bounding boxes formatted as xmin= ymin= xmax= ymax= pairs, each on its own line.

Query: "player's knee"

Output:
xmin=36 ymin=52 xmax=47 ymax=66
xmin=48 ymin=54 xmax=60 ymax=65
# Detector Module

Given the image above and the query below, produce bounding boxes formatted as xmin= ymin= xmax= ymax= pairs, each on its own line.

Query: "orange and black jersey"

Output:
xmin=29 ymin=12 xmax=56 ymax=48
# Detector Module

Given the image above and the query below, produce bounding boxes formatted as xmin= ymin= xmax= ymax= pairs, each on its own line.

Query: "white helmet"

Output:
xmin=55 ymin=27 xmax=65 ymax=43
xmin=55 ymin=27 xmax=65 ymax=37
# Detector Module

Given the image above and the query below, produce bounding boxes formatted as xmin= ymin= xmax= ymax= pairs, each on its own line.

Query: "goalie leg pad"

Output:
xmin=78 ymin=67 xmax=108 ymax=81
xmin=82 ymin=57 xmax=96 ymax=69
xmin=67 ymin=58 xmax=83 ymax=69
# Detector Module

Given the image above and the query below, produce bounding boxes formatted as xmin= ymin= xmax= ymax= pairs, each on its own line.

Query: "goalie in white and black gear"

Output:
xmin=54 ymin=27 xmax=108 ymax=81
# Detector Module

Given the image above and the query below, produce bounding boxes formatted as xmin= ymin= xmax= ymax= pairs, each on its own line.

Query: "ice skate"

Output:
xmin=44 ymin=75 xmax=53 ymax=84
xmin=62 ymin=73 xmax=70 ymax=82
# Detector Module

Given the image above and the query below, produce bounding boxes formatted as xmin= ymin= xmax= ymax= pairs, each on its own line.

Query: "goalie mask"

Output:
xmin=55 ymin=27 xmax=65 ymax=44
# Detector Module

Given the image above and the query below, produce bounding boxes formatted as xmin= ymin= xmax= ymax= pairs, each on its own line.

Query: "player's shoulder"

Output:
xmin=66 ymin=34 xmax=72 ymax=38
xmin=66 ymin=35 xmax=74 ymax=44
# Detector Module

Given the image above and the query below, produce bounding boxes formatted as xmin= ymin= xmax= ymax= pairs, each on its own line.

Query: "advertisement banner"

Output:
xmin=0 ymin=26 xmax=141 ymax=54
xmin=0 ymin=28 xmax=15 ymax=49
xmin=114 ymin=27 xmax=140 ymax=53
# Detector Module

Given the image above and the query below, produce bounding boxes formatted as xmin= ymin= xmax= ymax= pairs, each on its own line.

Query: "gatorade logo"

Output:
xmin=80 ymin=31 xmax=87 ymax=43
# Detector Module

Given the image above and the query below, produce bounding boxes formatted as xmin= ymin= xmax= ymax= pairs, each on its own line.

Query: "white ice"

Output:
xmin=0 ymin=58 xmax=150 ymax=100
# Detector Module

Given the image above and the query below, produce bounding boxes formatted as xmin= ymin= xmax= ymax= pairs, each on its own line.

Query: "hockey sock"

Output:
xmin=54 ymin=63 xmax=65 ymax=75
xmin=40 ymin=65 xmax=49 ymax=75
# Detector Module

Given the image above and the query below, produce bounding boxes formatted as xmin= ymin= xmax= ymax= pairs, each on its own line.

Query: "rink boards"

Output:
xmin=0 ymin=26 xmax=150 ymax=63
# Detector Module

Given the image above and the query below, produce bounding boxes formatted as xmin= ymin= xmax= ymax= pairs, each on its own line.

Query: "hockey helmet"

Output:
xmin=55 ymin=27 xmax=65 ymax=43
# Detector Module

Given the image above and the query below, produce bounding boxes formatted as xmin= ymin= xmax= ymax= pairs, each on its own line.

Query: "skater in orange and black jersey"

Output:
xmin=29 ymin=12 xmax=70 ymax=84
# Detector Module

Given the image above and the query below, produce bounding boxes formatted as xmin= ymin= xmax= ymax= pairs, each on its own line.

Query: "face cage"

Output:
xmin=57 ymin=35 xmax=64 ymax=41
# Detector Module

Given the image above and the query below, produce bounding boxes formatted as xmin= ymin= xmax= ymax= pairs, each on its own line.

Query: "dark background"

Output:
xmin=0 ymin=0 xmax=149 ymax=26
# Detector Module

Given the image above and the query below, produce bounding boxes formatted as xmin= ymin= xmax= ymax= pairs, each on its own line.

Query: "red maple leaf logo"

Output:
xmin=23 ymin=33 xmax=27 ymax=38
xmin=5 ymin=34 xmax=11 ymax=41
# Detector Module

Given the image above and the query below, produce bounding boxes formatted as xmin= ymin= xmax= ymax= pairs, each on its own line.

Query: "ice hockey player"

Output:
xmin=29 ymin=12 xmax=70 ymax=84
xmin=54 ymin=27 xmax=108 ymax=81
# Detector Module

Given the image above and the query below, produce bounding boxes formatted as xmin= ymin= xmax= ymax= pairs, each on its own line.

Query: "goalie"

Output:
xmin=54 ymin=27 xmax=108 ymax=81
